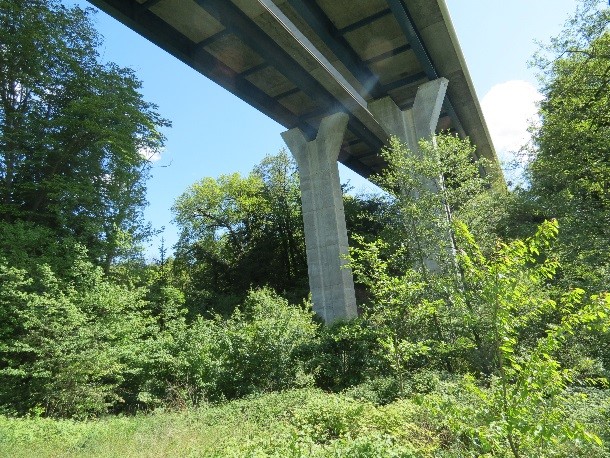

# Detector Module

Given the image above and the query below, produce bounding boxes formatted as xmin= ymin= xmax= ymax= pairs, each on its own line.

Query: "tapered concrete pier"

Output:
xmin=282 ymin=80 xmax=449 ymax=323
xmin=369 ymin=78 xmax=449 ymax=151
xmin=282 ymin=113 xmax=357 ymax=324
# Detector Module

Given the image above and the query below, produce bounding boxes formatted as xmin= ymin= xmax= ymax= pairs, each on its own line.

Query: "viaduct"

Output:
xmin=89 ymin=0 xmax=500 ymax=323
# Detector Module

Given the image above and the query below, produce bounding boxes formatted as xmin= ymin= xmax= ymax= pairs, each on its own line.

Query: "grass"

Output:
xmin=0 ymin=389 xmax=429 ymax=457
xmin=0 ymin=385 xmax=608 ymax=457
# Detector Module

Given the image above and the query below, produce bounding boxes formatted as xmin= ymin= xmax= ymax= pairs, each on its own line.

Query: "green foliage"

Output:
xmin=430 ymin=219 xmax=610 ymax=457
xmin=0 ymin=249 xmax=152 ymax=418
xmin=372 ymin=134 xmax=502 ymax=271
xmin=525 ymin=0 xmax=610 ymax=292
xmin=344 ymin=191 xmax=395 ymax=246
xmin=0 ymin=389 xmax=435 ymax=457
xmin=343 ymin=376 xmax=402 ymax=405
xmin=1 ymin=387 xmax=607 ymax=457
xmin=0 ymin=8 xmax=609 ymax=458
xmin=290 ymin=393 xmax=367 ymax=444
xmin=0 ymin=0 xmax=169 ymax=268
xmin=348 ymin=134 xmax=505 ymax=378
xmin=172 ymin=151 xmax=308 ymax=314
xmin=350 ymin=238 xmax=449 ymax=380
xmin=174 ymin=288 xmax=317 ymax=402
xmin=346 ymin=126 xmax=609 ymax=455
xmin=309 ymin=318 xmax=380 ymax=392
xmin=171 ymin=151 xmax=393 ymax=314
xmin=0 ymin=221 xmax=80 ymax=274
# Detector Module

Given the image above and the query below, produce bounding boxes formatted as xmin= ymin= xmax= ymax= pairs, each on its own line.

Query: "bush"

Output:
xmin=343 ymin=376 xmax=402 ymax=405
xmin=421 ymin=221 xmax=610 ymax=457
xmin=179 ymin=288 xmax=317 ymax=401
xmin=0 ymin=252 xmax=151 ymax=418
xmin=309 ymin=318 xmax=381 ymax=392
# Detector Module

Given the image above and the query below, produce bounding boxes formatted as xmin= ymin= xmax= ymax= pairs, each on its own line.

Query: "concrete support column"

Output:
xmin=281 ymin=112 xmax=357 ymax=324
xmin=369 ymin=78 xmax=450 ymax=273
xmin=369 ymin=78 xmax=448 ymax=146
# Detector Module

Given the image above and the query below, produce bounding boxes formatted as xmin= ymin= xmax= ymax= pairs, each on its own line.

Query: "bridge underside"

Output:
xmin=89 ymin=0 xmax=500 ymax=322
xmin=89 ymin=0 xmax=497 ymax=177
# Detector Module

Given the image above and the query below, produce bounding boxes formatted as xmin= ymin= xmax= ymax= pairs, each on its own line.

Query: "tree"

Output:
xmin=172 ymin=150 xmax=399 ymax=315
xmin=368 ymin=133 xmax=501 ymax=277
xmin=349 ymin=134 xmax=508 ymax=376
xmin=526 ymin=0 xmax=610 ymax=291
xmin=0 ymin=0 xmax=169 ymax=270
xmin=252 ymin=152 xmax=307 ymax=290
xmin=172 ymin=151 xmax=308 ymax=314
xmin=429 ymin=220 xmax=608 ymax=457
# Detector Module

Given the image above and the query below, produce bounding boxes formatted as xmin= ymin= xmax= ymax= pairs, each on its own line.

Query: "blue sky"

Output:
xmin=67 ymin=0 xmax=580 ymax=257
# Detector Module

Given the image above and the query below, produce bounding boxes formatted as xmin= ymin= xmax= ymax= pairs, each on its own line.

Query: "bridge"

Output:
xmin=89 ymin=0 xmax=499 ymax=323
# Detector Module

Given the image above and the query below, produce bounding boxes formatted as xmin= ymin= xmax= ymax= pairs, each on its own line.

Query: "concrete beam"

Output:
xmin=281 ymin=112 xmax=357 ymax=324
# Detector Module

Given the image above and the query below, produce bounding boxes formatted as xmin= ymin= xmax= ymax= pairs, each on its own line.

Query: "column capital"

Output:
xmin=281 ymin=112 xmax=349 ymax=167
xmin=316 ymin=112 xmax=349 ymax=161
xmin=369 ymin=77 xmax=449 ymax=149
xmin=369 ymin=97 xmax=408 ymax=140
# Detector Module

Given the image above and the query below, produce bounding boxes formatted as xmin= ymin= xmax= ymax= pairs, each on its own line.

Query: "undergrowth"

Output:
xmin=1 ymin=384 xmax=608 ymax=457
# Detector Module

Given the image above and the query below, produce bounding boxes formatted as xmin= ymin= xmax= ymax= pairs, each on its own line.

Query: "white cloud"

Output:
xmin=481 ymin=80 xmax=543 ymax=166
xmin=138 ymin=146 xmax=163 ymax=163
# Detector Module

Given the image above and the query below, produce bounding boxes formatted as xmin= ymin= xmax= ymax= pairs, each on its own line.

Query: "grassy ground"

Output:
xmin=0 ymin=389 xmax=433 ymax=457
xmin=1 ymin=386 xmax=608 ymax=457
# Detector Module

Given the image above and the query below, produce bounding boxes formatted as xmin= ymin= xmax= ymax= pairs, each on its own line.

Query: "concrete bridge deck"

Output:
xmin=88 ymin=0 xmax=498 ymax=178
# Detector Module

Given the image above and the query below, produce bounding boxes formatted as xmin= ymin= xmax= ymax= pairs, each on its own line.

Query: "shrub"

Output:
xmin=0 ymin=253 xmax=151 ymax=418
xmin=423 ymin=221 xmax=610 ymax=457
xmin=343 ymin=376 xmax=402 ymax=405
xmin=309 ymin=318 xmax=381 ymax=392
xmin=180 ymin=288 xmax=317 ymax=401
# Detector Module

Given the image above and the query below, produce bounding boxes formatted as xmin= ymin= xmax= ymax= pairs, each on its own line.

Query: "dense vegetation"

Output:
xmin=1 ymin=388 xmax=608 ymax=457
xmin=1 ymin=0 xmax=609 ymax=456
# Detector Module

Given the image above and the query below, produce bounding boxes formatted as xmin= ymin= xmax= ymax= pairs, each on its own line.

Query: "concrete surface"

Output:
xmin=282 ymin=112 xmax=358 ymax=324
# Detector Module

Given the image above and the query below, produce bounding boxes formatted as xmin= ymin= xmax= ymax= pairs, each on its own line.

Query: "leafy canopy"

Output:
xmin=0 ymin=0 xmax=169 ymax=269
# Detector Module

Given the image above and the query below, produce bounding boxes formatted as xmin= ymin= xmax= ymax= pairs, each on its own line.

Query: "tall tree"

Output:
xmin=253 ymin=152 xmax=307 ymax=288
xmin=349 ymin=134 xmax=510 ymax=376
xmin=526 ymin=0 xmax=610 ymax=291
xmin=0 ymin=0 xmax=169 ymax=270
xmin=172 ymin=150 xmax=399 ymax=314
xmin=172 ymin=151 xmax=308 ymax=314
